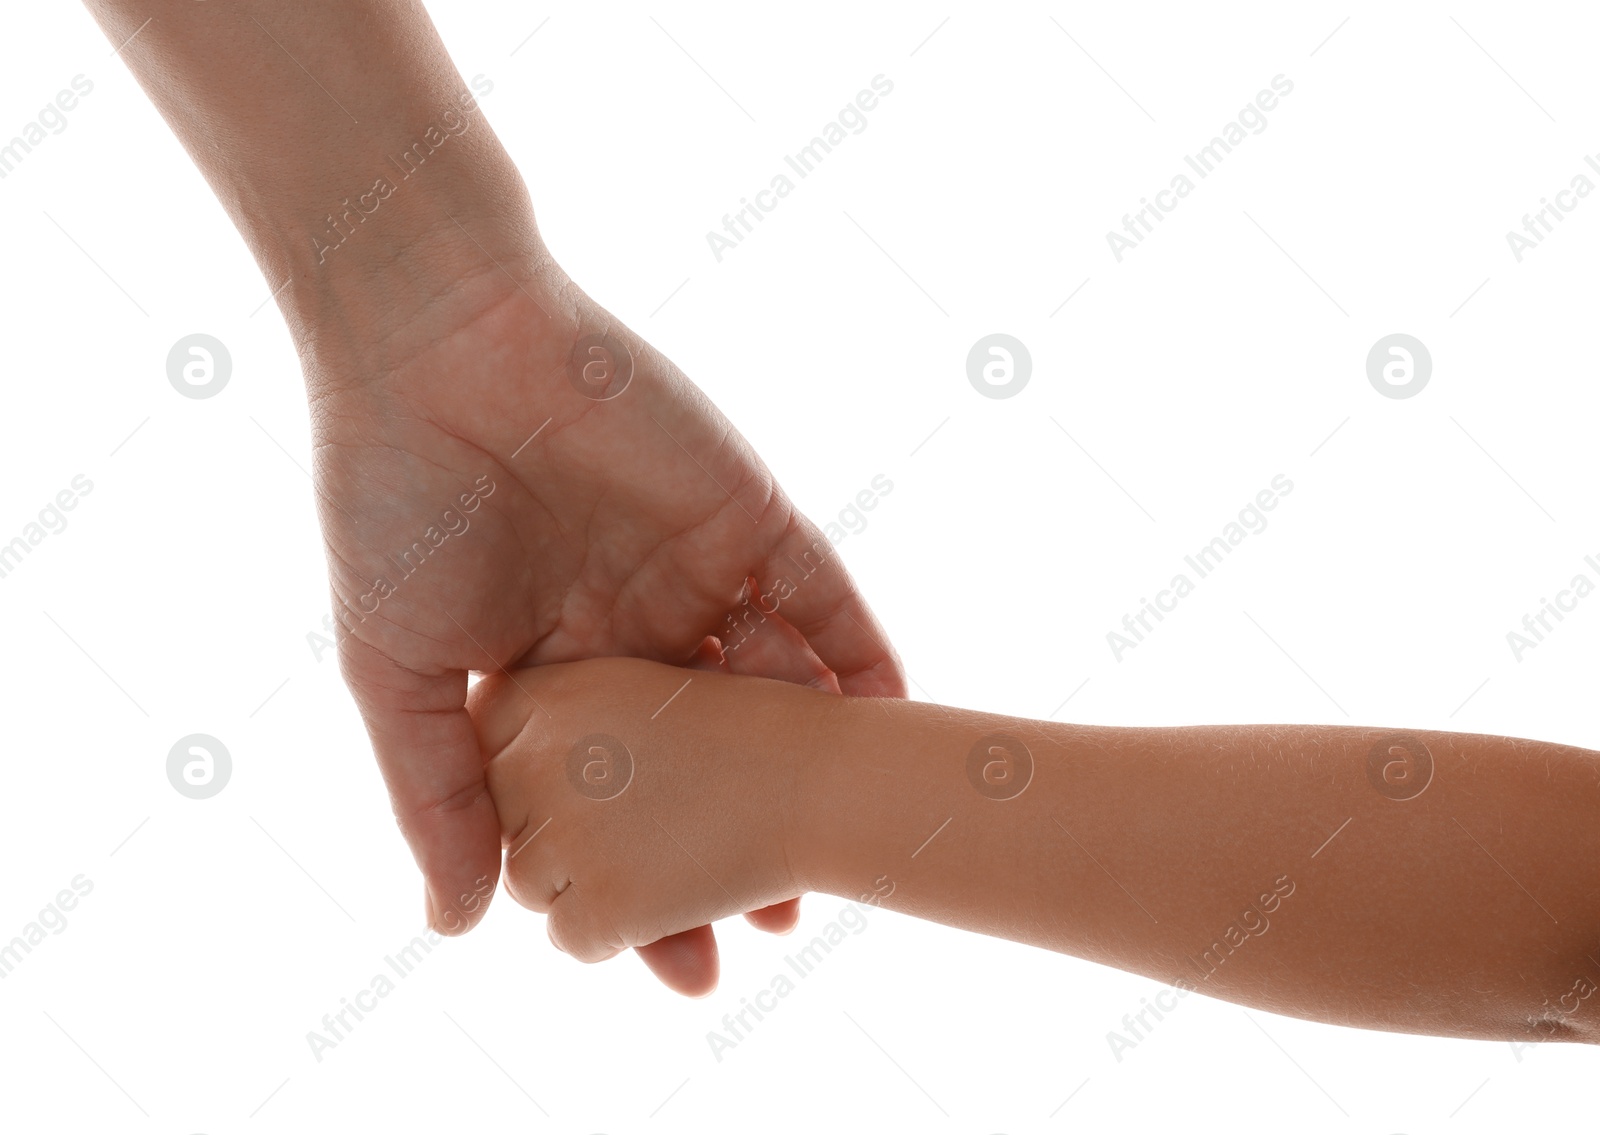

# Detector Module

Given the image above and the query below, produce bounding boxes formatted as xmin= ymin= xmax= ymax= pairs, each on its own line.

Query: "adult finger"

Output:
xmin=682 ymin=634 xmax=731 ymax=674
xmin=721 ymin=578 xmax=841 ymax=693
xmin=756 ymin=517 xmax=908 ymax=699
xmin=743 ymin=901 xmax=800 ymax=934
xmin=635 ymin=924 xmax=720 ymax=997
xmin=340 ymin=637 xmax=502 ymax=936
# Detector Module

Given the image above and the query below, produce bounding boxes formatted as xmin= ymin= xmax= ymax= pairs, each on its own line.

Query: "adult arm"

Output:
xmin=81 ymin=1 xmax=907 ymax=988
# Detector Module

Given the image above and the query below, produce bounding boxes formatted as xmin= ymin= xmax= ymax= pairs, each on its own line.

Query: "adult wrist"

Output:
xmin=84 ymin=0 xmax=550 ymax=369
xmin=277 ymin=150 xmax=554 ymax=378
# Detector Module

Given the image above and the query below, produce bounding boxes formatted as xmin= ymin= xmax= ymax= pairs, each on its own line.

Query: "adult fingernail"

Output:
xmin=424 ymin=884 xmax=440 ymax=933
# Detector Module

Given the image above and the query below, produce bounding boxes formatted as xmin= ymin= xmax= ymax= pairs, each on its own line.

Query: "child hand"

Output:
xmin=469 ymin=657 xmax=819 ymax=990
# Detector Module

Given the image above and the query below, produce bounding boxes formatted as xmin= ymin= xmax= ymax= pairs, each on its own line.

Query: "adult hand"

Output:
xmin=82 ymin=0 xmax=906 ymax=996
xmin=307 ymin=213 xmax=906 ymax=994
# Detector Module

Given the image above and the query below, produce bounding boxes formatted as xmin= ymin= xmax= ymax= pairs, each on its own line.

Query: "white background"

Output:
xmin=1 ymin=1 xmax=1597 ymax=1131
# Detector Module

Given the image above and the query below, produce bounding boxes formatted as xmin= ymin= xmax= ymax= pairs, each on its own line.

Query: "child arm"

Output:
xmin=797 ymin=702 xmax=1600 ymax=1044
xmin=475 ymin=658 xmax=1600 ymax=1042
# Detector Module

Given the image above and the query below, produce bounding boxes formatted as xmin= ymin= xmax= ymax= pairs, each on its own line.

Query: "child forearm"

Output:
xmin=794 ymin=700 xmax=1600 ymax=1043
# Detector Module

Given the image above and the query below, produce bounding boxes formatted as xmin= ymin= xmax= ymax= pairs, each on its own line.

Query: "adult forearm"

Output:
xmin=82 ymin=0 xmax=542 ymax=358
xmin=798 ymin=702 xmax=1600 ymax=1043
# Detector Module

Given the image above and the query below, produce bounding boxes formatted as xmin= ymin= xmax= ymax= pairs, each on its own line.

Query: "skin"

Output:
xmin=81 ymin=0 xmax=907 ymax=993
xmin=473 ymin=656 xmax=1600 ymax=1045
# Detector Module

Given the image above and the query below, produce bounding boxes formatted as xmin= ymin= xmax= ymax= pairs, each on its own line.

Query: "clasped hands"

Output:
xmin=309 ymin=220 xmax=904 ymax=997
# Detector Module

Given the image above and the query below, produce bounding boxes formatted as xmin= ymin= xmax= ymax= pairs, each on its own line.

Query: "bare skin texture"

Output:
xmin=81 ymin=1 xmax=906 ymax=993
xmin=472 ymin=657 xmax=1600 ymax=1046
